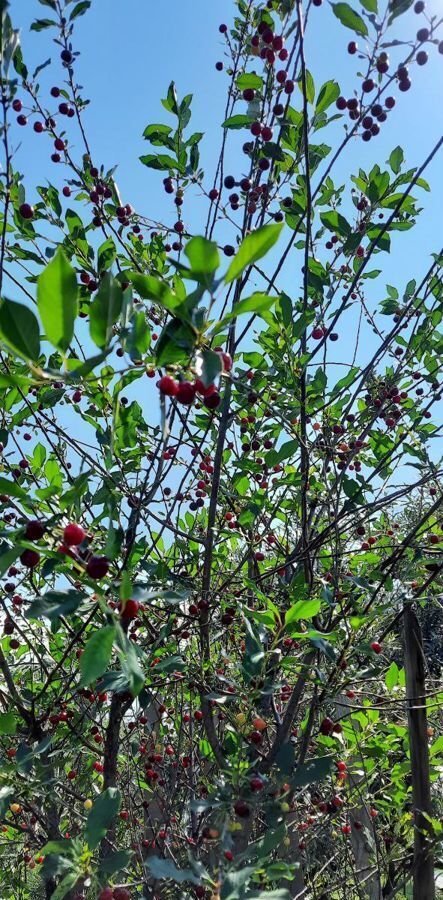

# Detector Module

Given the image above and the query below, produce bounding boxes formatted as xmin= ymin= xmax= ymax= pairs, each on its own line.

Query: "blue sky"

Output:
xmin=7 ymin=1 xmax=443 ymax=420
xmin=4 ymin=0 xmax=442 ymax=517
xmin=13 ymin=0 xmax=443 ymax=295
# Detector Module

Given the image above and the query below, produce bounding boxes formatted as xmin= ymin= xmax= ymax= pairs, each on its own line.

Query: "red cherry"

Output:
xmin=158 ymin=375 xmax=179 ymax=397
xmin=194 ymin=710 xmax=203 ymax=721
xmin=114 ymin=890 xmax=130 ymax=900
xmin=98 ymin=890 xmax=114 ymax=900
xmin=19 ymin=203 xmax=34 ymax=220
xmin=370 ymin=641 xmax=382 ymax=654
xmin=20 ymin=549 xmax=40 ymax=568
xmin=204 ymin=391 xmax=221 ymax=410
xmin=86 ymin=556 xmax=109 ymax=580
xmin=320 ymin=717 xmax=333 ymax=736
xmin=63 ymin=523 xmax=86 ymax=546
xmin=224 ymin=850 xmax=233 ymax=861
xmin=250 ymin=776 xmax=264 ymax=791
xmin=176 ymin=381 xmax=196 ymax=406
xmin=234 ymin=800 xmax=250 ymax=818
xmin=24 ymin=520 xmax=45 ymax=540
xmin=217 ymin=351 xmax=232 ymax=372
xmin=120 ymin=598 xmax=139 ymax=621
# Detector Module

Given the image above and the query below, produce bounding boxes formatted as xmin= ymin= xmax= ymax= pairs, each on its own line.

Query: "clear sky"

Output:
xmin=5 ymin=0 xmax=443 ymax=508
xmin=6 ymin=1 xmax=443 ymax=406
xmin=13 ymin=0 xmax=443 ymax=298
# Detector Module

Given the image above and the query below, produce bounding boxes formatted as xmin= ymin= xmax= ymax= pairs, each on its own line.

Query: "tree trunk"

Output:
xmin=403 ymin=600 xmax=435 ymax=900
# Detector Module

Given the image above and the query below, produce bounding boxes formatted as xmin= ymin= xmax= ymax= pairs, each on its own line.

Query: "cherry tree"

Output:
xmin=0 ymin=0 xmax=442 ymax=898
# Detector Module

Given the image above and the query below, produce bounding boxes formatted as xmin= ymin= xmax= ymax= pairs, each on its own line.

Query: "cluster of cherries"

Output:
xmin=2 ymin=518 xmax=110 ymax=581
xmin=98 ymin=888 xmax=130 ymax=900
xmin=336 ymin=91 xmax=395 ymax=143
xmin=157 ymin=350 xmax=232 ymax=411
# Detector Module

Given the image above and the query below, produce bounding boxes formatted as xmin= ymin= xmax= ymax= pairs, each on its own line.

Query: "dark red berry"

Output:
xmin=24 ymin=520 xmax=45 ymax=540
xmin=19 ymin=203 xmax=34 ymax=220
xmin=416 ymin=27 xmax=429 ymax=41
xmin=86 ymin=556 xmax=109 ymax=580
xmin=20 ymin=549 xmax=40 ymax=568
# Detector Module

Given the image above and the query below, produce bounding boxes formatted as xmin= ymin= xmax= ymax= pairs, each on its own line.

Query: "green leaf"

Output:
xmin=331 ymin=3 xmax=368 ymax=35
xmin=128 ymin=273 xmax=181 ymax=313
xmin=246 ymin=892 xmax=290 ymax=900
xmin=98 ymin=237 xmax=117 ymax=272
xmin=146 ymin=856 xmax=201 ymax=885
xmin=388 ymin=0 xmax=414 ymax=22
xmin=117 ymin=630 xmax=145 ymax=696
xmin=315 ymin=80 xmax=340 ymax=115
xmin=0 ymin=299 xmax=40 ymax=361
xmin=184 ymin=236 xmax=220 ymax=277
xmin=13 ymin=47 xmax=28 ymax=80
xmin=99 ymin=849 xmax=132 ymax=875
xmin=225 ymin=224 xmax=283 ymax=283
xmin=385 ymin=661 xmax=399 ymax=690
xmin=236 ymin=73 xmax=264 ymax=91
xmin=152 ymin=655 xmax=186 ymax=673
xmin=320 ymin=209 xmax=351 ymax=237
xmin=162 ymin=81 xmax=179 ymax=114
xmin=139 ymin=153 xmax=184 ymax=173
xmin=85 ymin=787 xmax=121 ymax=850
xmin=299 ymin=69 xmax=315 ymax=105
xmin=265 ymin=439 xmax=299 ymax=467
xmin=389 ymin=146 xmax=404 ymax=175
xmin=360 ymin=0 xmax=377 ymax=10
xmin=285 ymin=599 xmax=321 ymax=625
xmin=200 ymin=349 xmax=222 ymax=387
xmin=0 ymin=544 xmax=21 ymax=577
xmin=224 ymin=293 xmax=278 ymax=322
xmin=80 ymin=625 xmax=116 ymax=687
xmin=0 ymin=787 xmax=14 ymax=818
xmin=69 ymin=0 xmax=91 ymax=19
xmin=26 ymin=589 xmax=86 ymax=622
xmin=430 ymin=736 xmax=443 ymax=758
xmin=47 ymin=872 xmax=78 ymax=900
xmin=0 ymin=476 xmax=29 ymax=500
xmin=37 ymin=247 xmax=78 ymax=352
xmin=89 ymin=274 xmax=122 ymax=349
xmin=30 ymin=18 xmax=56 ymax=31
xmin=222 ymin=114 xmax=255 ymax=129
xmin=127 ymin=311 xmax=151 ymax=359
xmin=0 ymin=711 xmax=17 ymax=734
xmin=155 ymin=318 xmax=196 ymax=366
xmin=292 ymin=755 xmax=333 ymax=787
